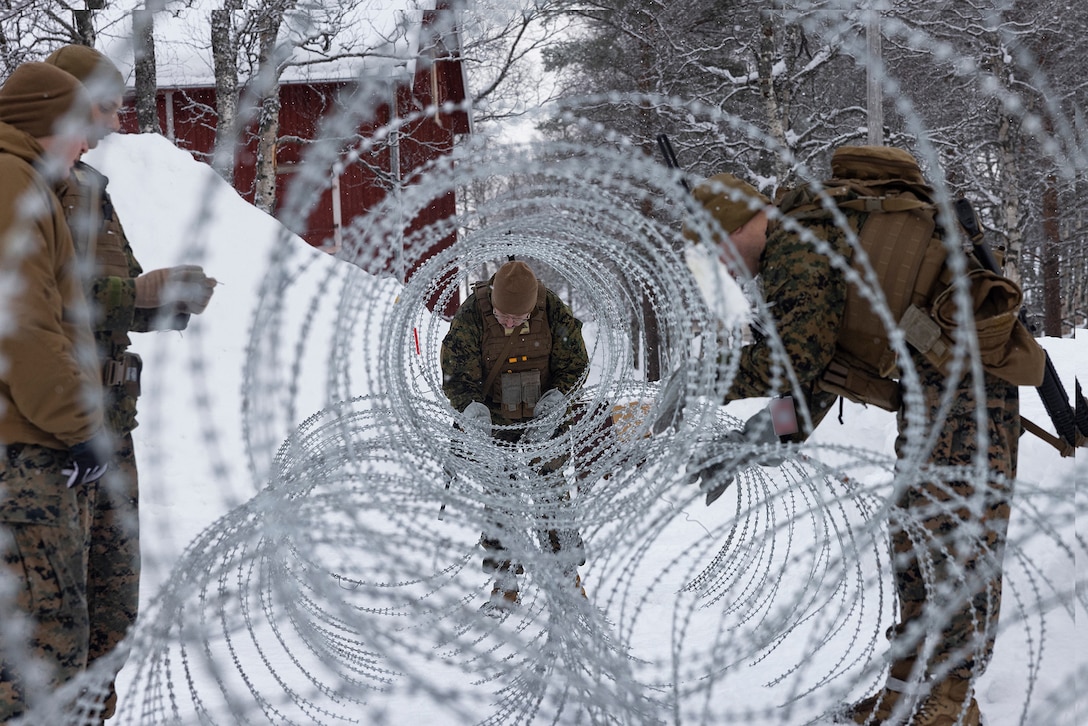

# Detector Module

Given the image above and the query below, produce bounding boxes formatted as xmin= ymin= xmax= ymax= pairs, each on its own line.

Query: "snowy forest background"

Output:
xmin=1 ymin=1 xmax=1085 ymax=725
xmin=2 ymin=1 xmax=1085 ymax=335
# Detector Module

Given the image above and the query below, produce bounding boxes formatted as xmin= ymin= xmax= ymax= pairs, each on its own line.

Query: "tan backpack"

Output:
xmin=780 ymin=146 xmax=1045 ymax=411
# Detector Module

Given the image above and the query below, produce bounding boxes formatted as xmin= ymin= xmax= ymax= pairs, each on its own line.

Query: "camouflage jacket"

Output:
xmin=441 ymin=279 xmax=589 ymax=426
xmin=60 ymin=161 xmax=178 ymax=435
xmin=0 ymin=123 xmax=103 ymax=449
xmin=723 ymin=214 xmax=858 ymax=433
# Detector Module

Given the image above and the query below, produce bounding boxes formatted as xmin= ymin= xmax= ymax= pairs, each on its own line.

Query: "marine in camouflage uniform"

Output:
xmin=693 ymin=166 xmax=1016 ymax=725
xmin=0 ymin=62 xmax=106 ymax=721
xmin=46 ymin=44 xmax=217 ymax=721
xmin=58 ymin=158 xmax=153 ymax=721
xmin=441 ymin=261 xmax=589 ymax=607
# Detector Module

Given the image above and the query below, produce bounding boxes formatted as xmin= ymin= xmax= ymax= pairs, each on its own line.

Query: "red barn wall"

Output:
xmin=118 ymin=65 xmax=468 ymax=315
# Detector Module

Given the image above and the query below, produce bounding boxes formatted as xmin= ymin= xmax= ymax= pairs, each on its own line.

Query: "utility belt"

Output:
xmin=102 ymin=352 xmax=142 ymax=398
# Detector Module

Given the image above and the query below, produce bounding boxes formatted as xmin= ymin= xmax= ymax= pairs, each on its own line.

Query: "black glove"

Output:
xmin=61 ymin=438 xmax=110 ymax=488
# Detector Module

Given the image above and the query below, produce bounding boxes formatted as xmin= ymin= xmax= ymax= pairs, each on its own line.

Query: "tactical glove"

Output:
xmin=692 ymin=410 xmax=788 ymax=505
xmin=463 ymin=401 xmax=492 ymax=436
xmin=740 ymin=409 xmax=786 ymax=466
xmin=61 ymin=437 xmax=110 ymax=488
xmin=690 ymin=429 xmax=746 ymax=505
xmin=522 ymin=388 xmax=566 ymax=444
xmin=651 ymin=371 xmax=685 ymax=435
xmin=135 ymin=265 xmax=217 ymax=314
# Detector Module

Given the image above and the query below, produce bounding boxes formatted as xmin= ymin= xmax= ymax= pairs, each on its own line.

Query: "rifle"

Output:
xmin=954 ymin=198 xmax=1084 ymax=452
xmin=656 ymin=134 xmax=691 ymax=193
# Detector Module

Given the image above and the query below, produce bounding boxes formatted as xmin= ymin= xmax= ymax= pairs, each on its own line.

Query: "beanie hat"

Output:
xmin=491 ymin=261 xmax=538 ymax=316
xmin=0 ymin=62 xmax=90 ymax=139
xmin=831 ymin=145 xmax=930 ymax=188
xmin=44 ymin=45 xmax=126 ymax=102
xmin=689 ymin=173 xmax=771 ymax=236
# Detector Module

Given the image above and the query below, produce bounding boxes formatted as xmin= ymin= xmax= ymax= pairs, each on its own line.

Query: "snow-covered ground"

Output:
xmin=79 ymin=133 xmax=1083 ymax=725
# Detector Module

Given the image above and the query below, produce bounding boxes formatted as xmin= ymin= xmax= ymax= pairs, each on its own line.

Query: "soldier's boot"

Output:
xmin=571 ymin=572 xmax=587 ymax=599
xmin=100 ymin=686 xmax=117 ymax=723
xmin=480 ymin=535 xmax=523 ymax=614
xmin=910 ymin=679 xmax=981 ymax=726
xmin=844 ymin=677 xmax=980 ymax=725
xmin=482 ymin=565 xmax=521 ymax=614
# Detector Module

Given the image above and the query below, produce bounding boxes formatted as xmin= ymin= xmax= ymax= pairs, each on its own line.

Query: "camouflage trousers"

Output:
xmin=889 ymin=352 xmax=1019 ymax=684
xmin=478 ymin=428 xmax=584 ymax=579
xmin=0 ymin=443 xmax=96 ymax=722
xmin=86 ymin=432 xmax=140 ymax=718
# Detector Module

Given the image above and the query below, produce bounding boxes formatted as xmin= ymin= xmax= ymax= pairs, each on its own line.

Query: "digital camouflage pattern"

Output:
xmin=442 ymin=276 xmax=589 ymax=590
xmin=721 ymin=199 xmax=1018 ymax=696
xmin=441 ymin=281 xmax=589 ymax=426
xmin=60 ymin=161 xmax=151 ymax=720
xmin=889 ymin=349 xmax=1017 ymax=683
xmin=722 ymin=213 xmax=856 ymax=429
xmin=85 ymin=433 xmax=139 ymax=719
xmin=0 ymin=444 xmax=95 ymax=722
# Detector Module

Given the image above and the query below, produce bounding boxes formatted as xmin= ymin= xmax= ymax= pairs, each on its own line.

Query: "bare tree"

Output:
xmin=540 ymin=0 xmax=1088 ymax=335
xmin=210 ymin=2 xmax=240 ymax=182
xmin=0 ymin=0 xmax=88 ymax=73
xmin=132 ymin=5 xmax=161 ymax=134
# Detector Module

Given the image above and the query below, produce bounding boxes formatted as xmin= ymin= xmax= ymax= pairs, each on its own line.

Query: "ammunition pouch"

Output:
xmin=103 ymin=352 xmax=142 ymax=399
xmin=818 ymin=356 xmax=902 ymax=412
xmin=500 ymin=370 xmax=541 ymax=419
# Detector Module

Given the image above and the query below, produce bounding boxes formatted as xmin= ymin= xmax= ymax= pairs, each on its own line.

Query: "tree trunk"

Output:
xmin=997 ymin=115 xmax=1022 ymax=284
xmin=251 ymin=1 xmax=293 ymax=213
xmin=1041 ymin=170 xmax=1063 ymax=336
xmin=866 ymin=10 xmax=883 ymax=145
xmin=253 ymin=93 xmax=280 ymax=214
xmin=211 ymin=7 xmax=239 ymax=184
xmin=636 ymin=8 xmax=660 ymax=381
xmin=74 ymin=10 xmax=96 ymax=47
xmin=132 ymin=7 xmax=160 ymax=134
xmin=758 ymin=10 xmax=789 ymax=180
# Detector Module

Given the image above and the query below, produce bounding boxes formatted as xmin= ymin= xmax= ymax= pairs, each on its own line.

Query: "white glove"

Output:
xmin=522 ymin=389 xmax=567 ymax=444
xmin=463 ymin=401 xmax=492 ymax=436
xmin=135 ymin=265 xmax=217 ymax=314
xmin=533 ymin=388 xmax=566 ymax=419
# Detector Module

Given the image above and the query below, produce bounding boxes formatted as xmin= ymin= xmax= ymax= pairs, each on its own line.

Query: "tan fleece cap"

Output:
xmin=491 ymin=261 xmax=538 ymax=316
xmin=690 ymin=173 xmax=771 ymax=235
xmin=0 ymin=62 xmax=90 ymax=139
xmin=44 ymin=44 xmax=126 ymax=101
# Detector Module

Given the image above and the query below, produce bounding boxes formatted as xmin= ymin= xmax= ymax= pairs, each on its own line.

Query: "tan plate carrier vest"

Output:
xmin=476 ymin=281 xmax=551 ymax=420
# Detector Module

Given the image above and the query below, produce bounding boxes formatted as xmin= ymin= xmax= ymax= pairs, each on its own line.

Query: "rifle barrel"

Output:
xmin=656 ymin=134 xmax=691 ymax=192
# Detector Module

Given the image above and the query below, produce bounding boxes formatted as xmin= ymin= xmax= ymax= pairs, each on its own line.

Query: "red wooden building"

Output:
xmin=119 ymin=1 xmax=471 ymax=298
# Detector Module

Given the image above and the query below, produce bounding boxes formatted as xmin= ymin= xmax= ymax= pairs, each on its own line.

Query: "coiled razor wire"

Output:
xmin=12 ymin=42 xmax=1084 ymax=726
